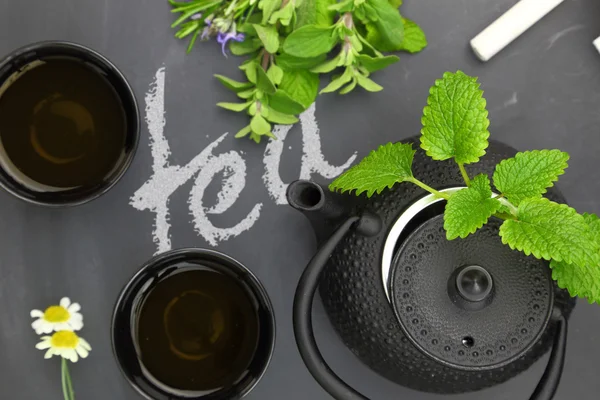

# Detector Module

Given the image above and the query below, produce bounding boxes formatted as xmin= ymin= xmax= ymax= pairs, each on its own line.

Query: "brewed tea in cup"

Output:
xmin=0 ymin=41 xmax=139 ymax=206
xmin=112 ymin=249 xmax=275 ymax=400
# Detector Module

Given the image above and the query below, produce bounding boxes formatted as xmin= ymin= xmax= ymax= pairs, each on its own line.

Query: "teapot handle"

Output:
xmin=529 ymin=310 xmax=568 ymax=400
xmin=293 ymin=216 xmax=369 ymax=400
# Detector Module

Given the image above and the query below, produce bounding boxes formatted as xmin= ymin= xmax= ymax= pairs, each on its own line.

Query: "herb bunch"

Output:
xmin=331 ymin=71 xmax=600 ymax=305
xmin=170 ymin=0 xmax=426 ymax=143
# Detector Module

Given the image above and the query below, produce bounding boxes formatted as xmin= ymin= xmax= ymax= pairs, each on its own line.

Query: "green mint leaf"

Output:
xmin=276 ymin=53 xmax=327 ymax=69
xmin=250 ymin=132 xmax=261 ymax=143
xmin=253 ymin=24 xmax=280 ymax=53
xmin=256 ymin=67 xmax=277 ymax=94
xmin=251 ymin=114 xmax=272 ymax=135
xmin=310 ymin=54 xmax=342 ymax=73
xmin=237 ymin=23 xmax=257 ymax=35
xmin=499 ymin=198 xmax=600 ymax=266
xmin=388 ymin=0 xmax=402 ymax=7
xmin=278 ymin=68 xmax=319 ymax=109
xmin=260 ymin=0 xmax=282 ymax=24
xmin=420 ymin=71 xmax=490 ymax=165
xmin=267 ymin=64 xmax=284 ymax=85
xmin=321 ymin=67 xmax=353 ymax=93
xmin=493 ymin=150 xmax=569 ymax=206
xmin=339 ymin=78 xmax=358 ymax=95
xmin=356 ymin=31 xmax=384 ymax=57
xmin=269 ymin=2 xmax=295 ymax=26
xmin=353 ymin=6 xmax=367 ymax=22
xmin=239 ymin=61 xmax=258 ymax=84
xmin=356 ymin=74 xmax=383 ymax=92
xmin=214 ymin=74 xmax=253 ymax=92
xmin=362 ymin=3 xmax=379 ymax=21
xmin=328 ymin=0 xmax=353 ymax=12
xmin=264 ymin=107 xmax=299 ymax=124
xmin=297 ymin=0 xmax=336 ymax=28
xmin=283 ymin=25 xmax=337 ymax=58
xmin=356 ymin=54 xmax=399 ymax=73
xmin=268 ymin=90 xmax=306 ymax=114
xmin=398 ymin=18 xmax=427 ymax=53
xmin=230 ymin=38 xmax=262 ymax=55
xmin=550 ymin=213 xmax=600 ymax=304
xmin=444 ymin=174 xmax=501 ymax=240
xmin=363 ymin=0 xmax=404 ymax=52
xmin=237 ymin=88 xmax=257 ymax=99
xmin=235 ymin=124 xmax=253 ymax=138
xmin=330 ymin=142 xmax=415 ymax=197
xmin=216 ymin=101 xmax=253 ymax=112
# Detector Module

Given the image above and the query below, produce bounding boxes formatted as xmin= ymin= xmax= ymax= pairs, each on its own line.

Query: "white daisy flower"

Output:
xmin=30 ymin=297 xmax=83 ymax=334
xmin=35 ymin=330 xmax=92 ymax=363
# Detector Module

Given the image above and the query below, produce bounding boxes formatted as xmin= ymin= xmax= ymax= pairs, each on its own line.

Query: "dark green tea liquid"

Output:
xmin=0 ymin=58 xmax=126 ymax=189
xmin=137 ymin=268 xmax=260 ymax=393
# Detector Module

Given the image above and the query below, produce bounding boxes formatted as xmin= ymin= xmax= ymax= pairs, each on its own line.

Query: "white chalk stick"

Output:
xmin=470 ymin=0 xmax=566 ymax=62
xmin=594 ymin=36 xmax=600 ymax=54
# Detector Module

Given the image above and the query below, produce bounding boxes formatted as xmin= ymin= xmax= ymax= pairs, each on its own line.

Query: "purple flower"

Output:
xmin=201 ymin=18 xmax=212 ymax=40
xmin=216 ymin=32 xmax=245 ymax=57
xmin=190 ymin=13 xmax=202 ymax=20
xmin=201 ymin=27 xmax=211 ymax=40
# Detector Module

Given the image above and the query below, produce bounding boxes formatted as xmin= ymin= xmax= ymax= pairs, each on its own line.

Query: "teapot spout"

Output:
xmin=286 ymin=180 xmax=350 ymax=243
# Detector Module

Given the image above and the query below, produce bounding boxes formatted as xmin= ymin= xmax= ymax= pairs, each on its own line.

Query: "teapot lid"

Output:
xmin=389 ymin=214 xmax=553 ymax=371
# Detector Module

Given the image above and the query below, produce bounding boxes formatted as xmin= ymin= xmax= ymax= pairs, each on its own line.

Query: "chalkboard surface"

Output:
xmin=0 ymin=1 xmax=599 ymax=399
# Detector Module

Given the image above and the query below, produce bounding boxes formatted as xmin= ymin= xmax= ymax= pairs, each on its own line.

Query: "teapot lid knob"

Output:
xmin=456 ymin=265 xmax=493 ymax=303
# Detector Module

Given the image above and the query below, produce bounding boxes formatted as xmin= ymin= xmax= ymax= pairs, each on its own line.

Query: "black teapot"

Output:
xmin=287 ymin=139 xmax=575 ymax=400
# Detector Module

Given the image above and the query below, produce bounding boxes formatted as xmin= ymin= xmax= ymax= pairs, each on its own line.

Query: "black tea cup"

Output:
xmin=0 ymin=41 xmax=139 ymax=206
xmin=112 ymin=248 xmax=276 ymax=400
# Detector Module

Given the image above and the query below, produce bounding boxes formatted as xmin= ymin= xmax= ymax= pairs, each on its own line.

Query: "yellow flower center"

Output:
xmin=43 ymin=306 xmax=70 ymax=323
xmin=51 ymin=331 xmax=79 ymax=349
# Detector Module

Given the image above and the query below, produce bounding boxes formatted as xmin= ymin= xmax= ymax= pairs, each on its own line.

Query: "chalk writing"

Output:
xmin=131 ymin=67 xmax=356 ymax=253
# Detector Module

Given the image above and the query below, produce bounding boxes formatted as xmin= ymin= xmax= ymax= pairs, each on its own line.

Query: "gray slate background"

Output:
xmin=0 ymin=0 xmax=599 ymax=399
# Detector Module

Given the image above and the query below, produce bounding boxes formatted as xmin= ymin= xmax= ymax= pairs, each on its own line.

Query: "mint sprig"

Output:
xmin=329 ymin=70 xmax=600 ymax=305
xmin=170 ymin=0 xmax=427 ymax=142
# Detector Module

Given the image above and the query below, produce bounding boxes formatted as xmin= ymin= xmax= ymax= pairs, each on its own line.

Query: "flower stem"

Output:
xmin=457 ymin=163 xmax=471 ymax=186
xmin=407 ymin=177 xmax=451 ymax=200
xmin=61 ymin=358 xmax=68 ymax=400
xmin=61 ymin=358 xmax=75 ymax=400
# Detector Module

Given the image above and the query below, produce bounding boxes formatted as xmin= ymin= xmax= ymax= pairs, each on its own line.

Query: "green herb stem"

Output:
xmin=457 ymin=163 xmax=471 ymax=187
xmin=61 ymin=358 xmax=75 ymax=400
xmin=499 ymin=197 xmax=518 ymax=216
xmin=493 ymin=212 xmax=516 ymax=221
xmin=407 ymin=177 xmax=451 ymax=200
xmin=242 ymin=1 xmax=257 ymax=22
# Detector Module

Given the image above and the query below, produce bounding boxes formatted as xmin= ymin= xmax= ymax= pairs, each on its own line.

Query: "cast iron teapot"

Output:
xmin=287 ymin=138 xmax=575 ymax=400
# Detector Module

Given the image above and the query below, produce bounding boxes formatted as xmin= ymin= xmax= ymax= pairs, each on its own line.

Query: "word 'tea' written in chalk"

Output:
xmin=131 ymin=68 xmax=357 ymax=253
